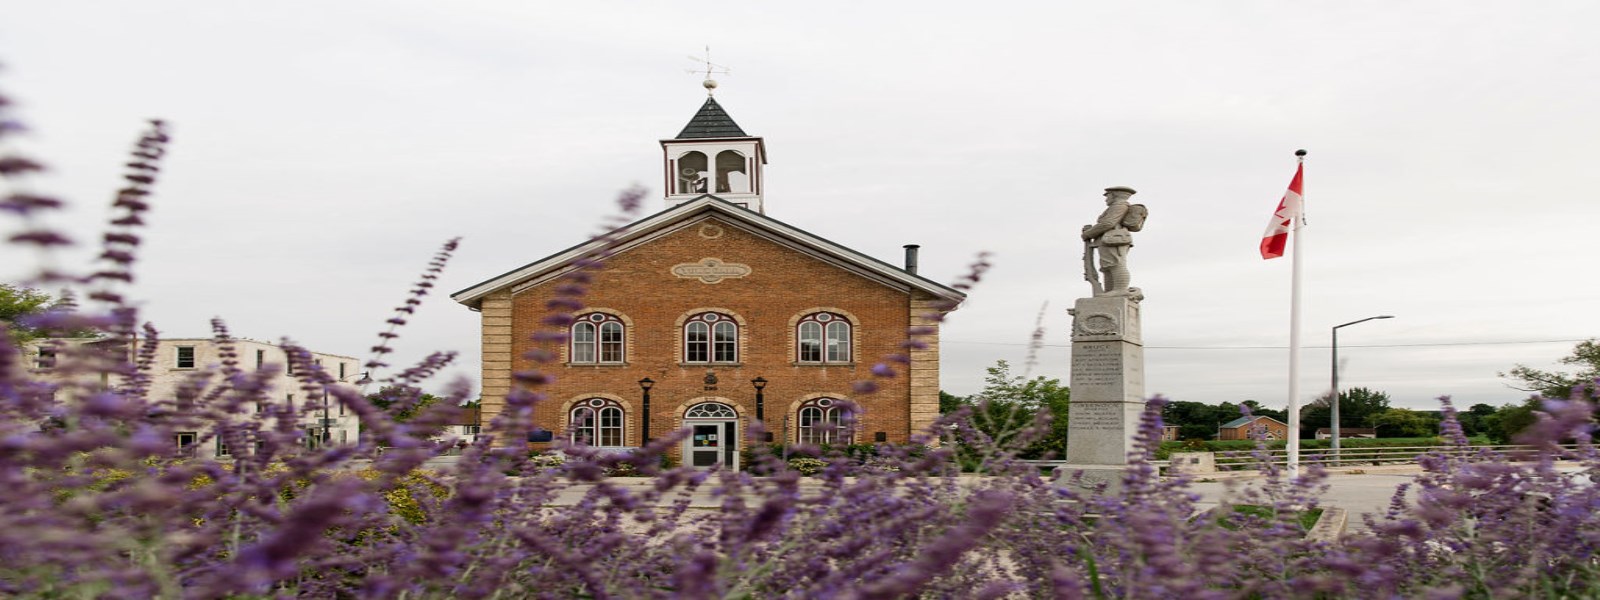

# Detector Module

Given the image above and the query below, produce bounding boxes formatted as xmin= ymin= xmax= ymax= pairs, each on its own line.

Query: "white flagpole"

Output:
xmin=1286 ymin=149 xmax=1307 ymax=478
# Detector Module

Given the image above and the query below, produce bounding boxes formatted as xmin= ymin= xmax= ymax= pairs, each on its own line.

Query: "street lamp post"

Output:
xmin=751 ymin=377 xmax=771 ymax=442
xmin=1331 ymin=315 xmax=1393 ymax=458
xmin=638 ymin=378 xmax=654 ymax=447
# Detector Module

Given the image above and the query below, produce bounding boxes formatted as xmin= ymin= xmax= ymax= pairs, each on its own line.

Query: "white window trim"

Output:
xmin=796 ymin=313 xmax=852 ymax=365
xmin=570 ymin=399 xmax=627 ymax=448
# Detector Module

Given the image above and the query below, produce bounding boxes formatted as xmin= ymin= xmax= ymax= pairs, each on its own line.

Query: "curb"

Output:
xmin=1306 ymin=507 xmax=1347 ymax=542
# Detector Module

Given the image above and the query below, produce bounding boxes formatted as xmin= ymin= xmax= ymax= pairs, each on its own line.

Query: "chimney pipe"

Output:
xmin=903 ymin=244 xmax=920 ymax=274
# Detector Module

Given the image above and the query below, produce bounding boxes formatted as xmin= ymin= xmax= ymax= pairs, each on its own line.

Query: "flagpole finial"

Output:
xmin=1295 ymin=149 xmax=1307 ymax=158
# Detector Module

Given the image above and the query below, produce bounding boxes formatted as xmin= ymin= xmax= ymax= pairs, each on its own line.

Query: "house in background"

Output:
xmin=452 ymin=89 xmax=965 ymax=469
xmin=1217 ymin=415 xmax=1290 ymax=441
xmin=23 ymin=336 xmax=365 ymax=456
xmin=1160 ymin=425 xmax=1181 ymax=441
xmin=439 ymin=404 xmax=483 ymax=447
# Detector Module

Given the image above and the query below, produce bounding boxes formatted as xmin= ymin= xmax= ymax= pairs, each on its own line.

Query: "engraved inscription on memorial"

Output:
xmin=1072 ymin=342 xmax=1123 ymax=388
xmin=1072 ymin=402 xmax=1124 ymax=431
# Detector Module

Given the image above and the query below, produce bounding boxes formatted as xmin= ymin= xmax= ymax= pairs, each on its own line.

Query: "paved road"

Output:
xmin=1184 ymin=466 xmax=1424 ymax=532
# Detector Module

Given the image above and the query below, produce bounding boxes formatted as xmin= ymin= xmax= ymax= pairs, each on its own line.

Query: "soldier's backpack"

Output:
xmin=1122 ymin=203 xmax=1148 ymax=232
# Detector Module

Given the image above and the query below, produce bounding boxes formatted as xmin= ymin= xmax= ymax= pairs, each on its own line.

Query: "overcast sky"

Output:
xmin=5 ymin=2 xmax=1598 ymax=412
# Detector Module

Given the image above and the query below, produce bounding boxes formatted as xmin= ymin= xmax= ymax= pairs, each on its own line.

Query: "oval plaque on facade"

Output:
xmin=671 ymin=258 xmax=752 ymax=284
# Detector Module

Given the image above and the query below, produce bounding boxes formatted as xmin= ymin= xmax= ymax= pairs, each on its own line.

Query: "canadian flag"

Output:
xmin=1260 ymin=163 xmax=1304 ymax=259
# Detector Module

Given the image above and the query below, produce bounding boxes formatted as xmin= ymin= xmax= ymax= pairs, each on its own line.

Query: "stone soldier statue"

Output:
xmin=1081 ymin=186 xmax=1147 ymax=298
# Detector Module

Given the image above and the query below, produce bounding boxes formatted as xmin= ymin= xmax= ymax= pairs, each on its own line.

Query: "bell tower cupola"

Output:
xmin=661 ymin=81 xmax=768 ymax=214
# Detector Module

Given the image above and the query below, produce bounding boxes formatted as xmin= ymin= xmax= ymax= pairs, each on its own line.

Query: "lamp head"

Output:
xmin=638 ymin=377 xmax=655 ymax=391
xmin=751 ymin=376 xmax=768 ymax=390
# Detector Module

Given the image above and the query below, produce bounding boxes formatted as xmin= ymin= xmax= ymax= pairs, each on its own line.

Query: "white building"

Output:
xmin=23 ymin=336 xmax=366 ymax=456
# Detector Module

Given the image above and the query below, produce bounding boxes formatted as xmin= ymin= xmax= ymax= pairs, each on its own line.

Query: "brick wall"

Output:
xmin=478 ymin=215 xmax=942 ymax=454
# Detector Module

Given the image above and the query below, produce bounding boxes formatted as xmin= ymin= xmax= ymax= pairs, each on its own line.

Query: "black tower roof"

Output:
xmin=674 ymin=97 xmax=749 ymax=139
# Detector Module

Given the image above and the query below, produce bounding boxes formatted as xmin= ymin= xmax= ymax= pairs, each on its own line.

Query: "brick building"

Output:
xmin=451 ymin=94 xmax=964 ymax=469
xmin=1218 ymin=415 xmax=1291 ymax=441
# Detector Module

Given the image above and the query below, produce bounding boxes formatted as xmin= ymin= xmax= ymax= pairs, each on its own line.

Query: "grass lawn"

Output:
xmin=1217 ymin=505 xmax=1324 ymax=532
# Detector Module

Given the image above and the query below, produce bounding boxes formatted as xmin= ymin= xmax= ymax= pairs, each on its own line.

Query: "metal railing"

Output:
xmin=1208 ymin=443 xmax=1587 ymax=471
xmin=1020 ymin=444 xmax=1589 ymax=475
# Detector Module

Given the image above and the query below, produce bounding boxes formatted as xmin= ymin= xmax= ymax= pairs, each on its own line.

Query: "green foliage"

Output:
xmin=1368 ymin=407 xmax=1440 ymax=438
xmin=604 ymin=462 xmax=643 ymax=477
xmin=1502 ymin=339 xmax=1600 ymax=400
xmin=1482 ymin=397 xmax=1543 ymax=444
xmin=1298 ymin=387 xmax=1392 ymax=437
xmin=352 ymin=469 xmax=450 ymax=525
xmin=1455 ymin=403 xmax=1500 ymax=437
xmin=0 ymin=284 xmax=63 ymax=346
xmin=527 ymin=452 xmax=567 ymax=470
xmin=965 ymin=360 xmax=1070 ymax=459
xmin=1164 ymin=401 xmax=1237 ymax=440
xmin=938 ymin=390 xmax=965 ymax=414
xmin=1161 ymin=400 xmax=1286 ymax=441
xmin=787 ymin=458 xmax=827 ymax=476
xmin=366 ymin=386 xmax=442 ymax=423
xmin=1466 ymin=394 xmax=1592 ymax=445
xmin=1215 ymin=505 xmax=1323 ymax=533
xmin=975 ymin=360 xmax=1070 ymax=411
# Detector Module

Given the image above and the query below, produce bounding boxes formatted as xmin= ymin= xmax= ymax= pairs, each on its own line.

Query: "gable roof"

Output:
xmin=1220 ymin=415 xmax=1289 ymax=429
xmin=450 ymin=195 xmax=966 ymax=309
xmin=675 ymin=97 xmax=749 ymax=139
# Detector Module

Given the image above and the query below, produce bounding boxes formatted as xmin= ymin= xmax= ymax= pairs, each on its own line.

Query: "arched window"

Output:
xmin=797 ymin=397 xmax=854 ymax=445
xmin=797 ymin=312 xmax=851 ymax=364
xmin=571 ymin=313 xmax=624 ymax=364
xmin=570 ymin=398 xmax=625 ymax=447
xmin=685 ymin=312 xmax=737 ymax=364
xmin=676 ymin=151 xmax=708 ymax=194
xmin=684 ymin=402 xmax=738 ymax=419
xmin=716 ymin=150 xmax=749 ymax=194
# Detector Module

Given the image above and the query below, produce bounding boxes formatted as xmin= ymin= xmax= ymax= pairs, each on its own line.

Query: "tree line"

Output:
xmin=943 ymin=339 xmax=1598 ymax=449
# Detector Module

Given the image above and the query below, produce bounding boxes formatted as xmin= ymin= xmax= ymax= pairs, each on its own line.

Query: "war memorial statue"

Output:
xmin=1080 ymin=186 xmax=1147 ymax=298
xmin=1058 ymin=186 xmax=1150 ymax=493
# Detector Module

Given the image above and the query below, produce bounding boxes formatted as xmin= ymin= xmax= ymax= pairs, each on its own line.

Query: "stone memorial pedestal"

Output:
xmin=1054 ymin=295 xmax=1146 ymax=494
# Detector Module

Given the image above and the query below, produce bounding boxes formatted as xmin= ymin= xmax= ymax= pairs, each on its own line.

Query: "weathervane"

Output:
xmin=686 ymin=46 xmax=730 ymax=96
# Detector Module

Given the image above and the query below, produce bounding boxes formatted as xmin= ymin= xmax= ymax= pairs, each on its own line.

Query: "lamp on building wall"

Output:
xmin=751 ymin=377 xmax=767 ymax=420
xmin=751 ymin=376 xmax=772 ymax=442
xmin=638 ymin=377 xmax=654 ymax=446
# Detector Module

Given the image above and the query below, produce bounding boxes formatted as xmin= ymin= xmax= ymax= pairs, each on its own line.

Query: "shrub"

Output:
xmin=786 ymin=457 xmax=827 ymax=476
xmin=527 ymin=452 xmax=566 ymax=470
